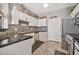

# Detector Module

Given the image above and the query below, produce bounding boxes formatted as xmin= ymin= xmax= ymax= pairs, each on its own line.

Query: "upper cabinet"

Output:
xmin=11 ymin=5 xmax=47 ymax=27
xmin=19 ymin=11 xmax=27 ymax=21
xmin=11 ymin=7 xmax=28 ymax=25
xmin=0 ymin=3 xmax=8 ymax=29
xmin=11 ymin=8 xmax=19 ymax=24
xmin=0 ymin=13 xmax=4 ymax=28
xmin=38 ymin=19 xmax=47 ymax=26
xmin=74 ymin=12 xmax=79 ymax=25
xmin=26 ymin=15 xmax=38 ymax=26
xmin=11 ymin=6 xmax=38 ymax=26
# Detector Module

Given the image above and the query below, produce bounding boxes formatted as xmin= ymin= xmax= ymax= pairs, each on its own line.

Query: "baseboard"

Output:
xmin=47 ymin=39 xmax=62 ymax=43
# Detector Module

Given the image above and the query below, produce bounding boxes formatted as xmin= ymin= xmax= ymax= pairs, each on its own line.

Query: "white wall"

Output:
xmin=47 ymin=7 xmax=71 ymax=42
xmin=48 ymin=7 xmax=72 ymax=18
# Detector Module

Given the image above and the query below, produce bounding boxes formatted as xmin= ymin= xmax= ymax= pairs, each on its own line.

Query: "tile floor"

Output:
xmin=33 ymin=40 xmax=68 ymax=55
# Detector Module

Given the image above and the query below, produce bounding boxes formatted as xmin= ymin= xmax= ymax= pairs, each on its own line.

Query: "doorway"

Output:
xmin=48 ymin=17 xmax=62 ymax=42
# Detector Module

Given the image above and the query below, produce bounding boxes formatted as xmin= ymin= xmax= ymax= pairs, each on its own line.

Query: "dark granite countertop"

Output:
xmin=65 ymin=33 xmax=79 ymax=55
xmin=66 ymin=33 xmax=79 ymax=41
xmin=0 ymin=34 xmax=33 ymax=48
xmin=0 ymin=28 xmax=8 ymax=32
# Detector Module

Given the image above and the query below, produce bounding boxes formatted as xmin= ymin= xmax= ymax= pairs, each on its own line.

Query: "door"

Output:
xmin=48 ymin=18 xmax=62 ymax=42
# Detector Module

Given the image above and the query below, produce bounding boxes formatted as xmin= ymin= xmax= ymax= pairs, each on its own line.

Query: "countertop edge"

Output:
xmin=0 ymin=36 xmax=33 ymax=48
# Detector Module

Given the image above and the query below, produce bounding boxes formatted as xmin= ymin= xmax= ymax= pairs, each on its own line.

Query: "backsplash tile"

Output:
xmin=8 ymin=24 xmax=31 ymax=33
xmin=8 ymin=24 xmax=47 ymax=34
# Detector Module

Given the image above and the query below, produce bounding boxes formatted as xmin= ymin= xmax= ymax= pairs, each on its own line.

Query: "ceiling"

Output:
xmin=23 ymin=3 xmax=77 ymax=17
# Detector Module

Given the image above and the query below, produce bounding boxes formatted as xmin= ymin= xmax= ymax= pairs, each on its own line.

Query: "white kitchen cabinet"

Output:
xmin=30 ymin=33 xmax=34 ymax=44
xmin=11 ymin=7 xmax=27 ymax=25
xmin=26 ymin=15 xmax=32 ymax=26
xmin=11 ymin=9 xmax=19 ymax=24
xmin=11 ymin=7 xmax=38 ymax=26
xmin=3 ymin=17 xmax=8 ymax=28
xmin=38 ymin=19 xmax=47 ymax=26
xmin=0 ymin=39 xmax=32 ymax=55
xmin=0 ymin=15 xmax=8 ymax=29
xmin=25 ymin=33 xmax=34 ymax=44
xmin=39 ymin=32 xmax=48 ymax=42
xmin=18 ymin=11 xmax=27 ymax=21
xmin=26 ymin=15 xmax=38 ymax=26
xmin=38 ymin=20 xmax=42 ymax=26
xmin=2 ymin=4 xmax=9 ymax=28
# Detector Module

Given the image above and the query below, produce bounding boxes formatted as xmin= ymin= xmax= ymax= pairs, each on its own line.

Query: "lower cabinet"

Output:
xmin=39 ymin=32 xmax=48 ymax=42
xmin=29 ymin=33 xmax=34 ymax=44
xmin=0 ymin=39 xmax=32 ymax=55
xmin=25 ymin=33 xmax=34 ymax=44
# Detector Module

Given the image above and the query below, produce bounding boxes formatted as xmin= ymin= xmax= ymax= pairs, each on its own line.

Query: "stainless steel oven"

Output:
xmin=75 ymin=41 xmax=79 ymax=55
xmin=65 ymin=34 xmax=74 ymax=55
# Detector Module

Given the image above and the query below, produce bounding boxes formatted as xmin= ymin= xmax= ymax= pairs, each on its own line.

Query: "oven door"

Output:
xmin=65 ymin=34 xmax=74 ymax=55
xmin=75 ymin=42 xmax=79 ymax=55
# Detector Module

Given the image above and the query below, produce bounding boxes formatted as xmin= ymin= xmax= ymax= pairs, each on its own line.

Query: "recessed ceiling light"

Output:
xmin=43 ymin=3 xmax=48 ymax=8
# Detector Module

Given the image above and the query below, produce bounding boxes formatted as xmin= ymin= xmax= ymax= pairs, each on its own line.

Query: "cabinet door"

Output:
xmin=39 ymin=32 xmax=47 ymax=42
xmin=38 ymin=20 xmax=42 ymax=26
xmin=27 ymin=15 xmax=38 ymax=26
xmin=3 ymin=18 xmax=8 ymax=28
xmin=11 ymin=9 xmax=19 ymax=24
xmin=0 ymin=16 xmax=2 ymax=28
xmin=25 ymin=33 xmax=34 ymax=44
xmin=0 ymin=39 xmax=32 ymax=55
xmin=38 ymin=19 xmax=46 ymax=26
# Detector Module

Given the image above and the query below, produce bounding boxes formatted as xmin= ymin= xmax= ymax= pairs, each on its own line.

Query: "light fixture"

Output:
xmin=15 ymin=28 xmax=17 ymax=31
xmin=14 ymin=34 xmax=17 ymax=38
xmin=43 ymin=3 xmax=48 ymax=8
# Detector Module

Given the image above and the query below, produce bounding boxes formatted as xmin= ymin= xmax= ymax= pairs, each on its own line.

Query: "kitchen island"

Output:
xmin=0 ymin=34 xmax=33 ymax=55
